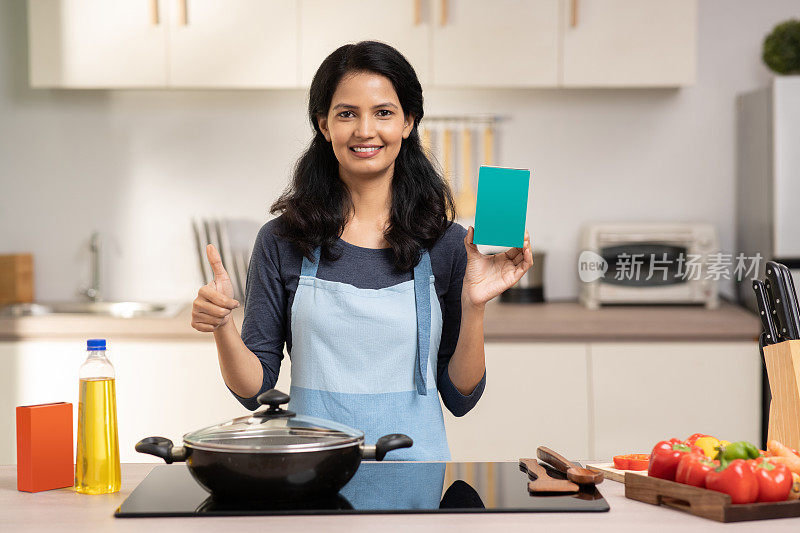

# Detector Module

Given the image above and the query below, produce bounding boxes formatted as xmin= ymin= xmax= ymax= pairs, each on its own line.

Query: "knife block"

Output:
xmin=763 ymin=339 xmax=800 ymax=450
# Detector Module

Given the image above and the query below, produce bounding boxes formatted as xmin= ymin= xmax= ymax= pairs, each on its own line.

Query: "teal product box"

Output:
xmin=472 ymin=166 xmax=530 ymax=248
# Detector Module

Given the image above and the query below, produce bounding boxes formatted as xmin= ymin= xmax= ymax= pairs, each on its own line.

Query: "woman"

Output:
xmin=191 ymin=41 xmax=533 ymax=460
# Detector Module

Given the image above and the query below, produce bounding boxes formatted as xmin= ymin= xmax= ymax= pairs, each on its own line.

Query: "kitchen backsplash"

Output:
xmin=0 ymin=0 xmax=796 ymax=303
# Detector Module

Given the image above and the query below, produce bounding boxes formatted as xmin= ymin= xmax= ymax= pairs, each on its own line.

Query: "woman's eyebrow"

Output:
xmin=332 ymin=102 xmax=398 ymax=110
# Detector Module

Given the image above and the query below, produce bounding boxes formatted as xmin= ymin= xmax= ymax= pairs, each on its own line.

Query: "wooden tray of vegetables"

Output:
xmin=624 ymin=434 xmax=800 ymax=522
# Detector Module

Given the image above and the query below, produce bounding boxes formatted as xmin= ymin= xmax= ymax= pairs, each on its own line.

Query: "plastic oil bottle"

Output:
xmin=75 ymin=339 xmax=121 ymax=494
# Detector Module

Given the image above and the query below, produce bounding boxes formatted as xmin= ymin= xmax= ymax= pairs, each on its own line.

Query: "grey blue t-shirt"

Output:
xmin=233 ymin=215 xmax=486 ymax=416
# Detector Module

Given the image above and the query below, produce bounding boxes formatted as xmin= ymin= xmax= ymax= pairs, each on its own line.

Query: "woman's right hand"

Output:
xmin=191 ymin=244 xmax=240 ymax=332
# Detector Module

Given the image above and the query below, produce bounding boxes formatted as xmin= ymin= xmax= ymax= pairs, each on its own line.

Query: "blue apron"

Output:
xmin=288 ymin=245 xmax=450 ymax=460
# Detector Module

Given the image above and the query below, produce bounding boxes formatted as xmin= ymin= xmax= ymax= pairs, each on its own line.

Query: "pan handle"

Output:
xmin=361 ymin=433 xmax=413 ymax=461
xmin=135 ymin=436 xmax=188 ymax=464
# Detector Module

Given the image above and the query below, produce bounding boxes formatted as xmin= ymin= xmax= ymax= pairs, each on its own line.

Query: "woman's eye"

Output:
xmin=337 ymin=111 xmax=354 ymax=118
xmin=377 ymin=109 xmax=393 ymax=117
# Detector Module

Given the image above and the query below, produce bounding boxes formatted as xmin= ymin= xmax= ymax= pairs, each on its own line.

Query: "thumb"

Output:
xmin=206 ymin=244 xmax=230 ymax=281
xmin=464 ymin=226 xmax=480 ymax=256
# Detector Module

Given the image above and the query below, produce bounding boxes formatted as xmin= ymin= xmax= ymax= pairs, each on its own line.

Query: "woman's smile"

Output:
xmin=349 ymin=144 xmax=383 ymax=158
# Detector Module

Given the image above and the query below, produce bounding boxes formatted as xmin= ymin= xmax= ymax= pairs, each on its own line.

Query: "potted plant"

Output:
xmin=762 ymin=19 xmax=800 ymax=74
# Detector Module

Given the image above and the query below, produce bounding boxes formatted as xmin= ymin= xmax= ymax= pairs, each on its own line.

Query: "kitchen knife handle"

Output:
xmin=753 ymin=279 xmax=780 ymax=344
xmin=766 ymin=261 xmax=800 ymax=340
xmin=777 ymin=263 xmax=800 ymax=339
xmin=537 ymin=446 xmax=573 ymax=474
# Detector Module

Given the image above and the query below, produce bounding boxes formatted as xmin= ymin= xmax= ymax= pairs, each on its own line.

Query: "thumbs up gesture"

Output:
xmin=191 ymin=244 xmax=240 ymax=332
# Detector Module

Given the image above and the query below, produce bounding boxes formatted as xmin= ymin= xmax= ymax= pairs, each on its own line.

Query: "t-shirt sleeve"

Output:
xmin=436 ymin=224 xmax=486 ymax=417
xmin=232 ymin=222 xmax=287 ymax=410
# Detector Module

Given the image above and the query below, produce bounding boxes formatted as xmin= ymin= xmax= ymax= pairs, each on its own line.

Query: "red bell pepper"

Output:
xmin=648 ymin=439 xmax=703 ymax=481
xmin=613 ymin=454 xmax=650 ymax=471
xmin=754 ymin=458 xmax=793 ymax=502
xmin=705 ymin=459 xmax=759 ymax=504
xmin=686 ymin=433 xmax=711 ymax=446
xmin=675 ymin=453 xmax=718 ymax=488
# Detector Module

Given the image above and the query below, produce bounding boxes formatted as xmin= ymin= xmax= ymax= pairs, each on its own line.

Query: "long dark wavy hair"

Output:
xmin=270 ymin=40 xmax=455 ymax=271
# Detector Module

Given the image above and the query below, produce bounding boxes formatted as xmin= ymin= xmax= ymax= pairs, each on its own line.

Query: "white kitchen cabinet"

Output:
xmin=28 ymin=0 xmax=300 ymax=88
xmin=28 ymin=0 xmax=168 ymax=87
xmin=0 ymin=340 xmax=293 ymax=464
xmin=430 ymin=0 xmax=560 ymax=87
xmin=1 ymin=338 xmax=760 ymax=465
xmin=299 ymin=0 xmax=432 ymax=87
xmin=590 ymin=342 xmax=761 ymax=460
xmin=28 ymin=0 xmax=698 ymax=89
xmin=443 ymin=342 xmax=591 ymax=461
xmin=561 ymin=0 xmax=697 ymax=87
xmin=168 ymin=0 xmax=299 ymax=88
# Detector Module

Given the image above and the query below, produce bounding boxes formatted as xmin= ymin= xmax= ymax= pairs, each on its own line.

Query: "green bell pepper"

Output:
xmin=715 ymin=441 xmax=761 ymax=464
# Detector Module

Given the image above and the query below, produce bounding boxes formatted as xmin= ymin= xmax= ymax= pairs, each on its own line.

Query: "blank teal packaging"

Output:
xmin=472 ymin=166 xmax=530 ymax=247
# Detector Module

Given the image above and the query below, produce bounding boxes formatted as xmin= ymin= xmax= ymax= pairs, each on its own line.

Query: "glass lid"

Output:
xmin=183 ymin=390 xmax=364 ymax=452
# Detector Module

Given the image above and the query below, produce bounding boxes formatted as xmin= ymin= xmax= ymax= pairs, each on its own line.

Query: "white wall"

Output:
xmin=0 ymin=0 xmax=797 ymax=302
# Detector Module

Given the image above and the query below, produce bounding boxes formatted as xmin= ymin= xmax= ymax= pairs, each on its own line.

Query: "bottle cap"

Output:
xmin=87 ymin=339 xmax=106 ymax=351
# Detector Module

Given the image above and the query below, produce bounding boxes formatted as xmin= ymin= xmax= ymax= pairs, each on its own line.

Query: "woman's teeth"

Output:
xmin=351 ymin=146 xmax=381 ymax=152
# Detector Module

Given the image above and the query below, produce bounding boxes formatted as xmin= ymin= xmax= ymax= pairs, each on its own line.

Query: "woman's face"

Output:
xmin=318 ymin=71 xmax=414 ymax=182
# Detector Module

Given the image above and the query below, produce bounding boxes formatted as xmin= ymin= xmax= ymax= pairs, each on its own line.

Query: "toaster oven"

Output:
xmin=579 ymin=223 xmax=720 ymax=309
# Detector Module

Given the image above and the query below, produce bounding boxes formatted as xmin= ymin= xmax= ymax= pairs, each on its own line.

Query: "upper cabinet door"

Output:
xmin=168 ymin=0 xmax=299 ymax=88
xmin=28 ymin=0 xmax=168 ymax=87
xmin=299 ymin=0 xmax=431 ymax=87
xmin=431 ymin=0 xmax=560 ymax=88
xmin=561 ymin=0 xmax=697 ymax=87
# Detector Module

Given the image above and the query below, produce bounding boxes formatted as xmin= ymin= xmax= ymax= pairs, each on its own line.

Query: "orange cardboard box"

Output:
xmin=16 ymin=402 xmax=74 ymax=492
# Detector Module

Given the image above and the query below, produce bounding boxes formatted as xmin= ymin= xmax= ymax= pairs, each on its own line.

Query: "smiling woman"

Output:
xmin=191 ymin=41 xmax=533 ymax=462
xmin=274 ymin=41 xmax=452 ymax=267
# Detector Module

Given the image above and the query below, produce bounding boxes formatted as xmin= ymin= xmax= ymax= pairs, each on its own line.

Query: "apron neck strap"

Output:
xmin=300 ymin=246 xmax=322 ymax=277
xmin=413 ymin=249 xmax=433 ymax=395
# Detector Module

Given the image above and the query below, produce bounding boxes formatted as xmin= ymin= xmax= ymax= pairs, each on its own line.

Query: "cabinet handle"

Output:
xmin=414 ymin=0 xmax=422 ymax=25
xmin=179 ymin=0 xmax=189 ymax=26
xmin=571 ymin=0 xmax=579 ymax=27
xmin=440 ymin=0 xmax=447 ymax=26
xmin=150 ymin=0 xmax=159 ymax=25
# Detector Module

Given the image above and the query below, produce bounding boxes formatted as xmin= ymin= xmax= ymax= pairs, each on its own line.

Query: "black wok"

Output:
xmin=136 ymin=389 xmax=412 ymax=502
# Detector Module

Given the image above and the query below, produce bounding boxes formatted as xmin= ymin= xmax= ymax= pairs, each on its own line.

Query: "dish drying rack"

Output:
xmin=191 ymin=217 xmax=261 ymax=301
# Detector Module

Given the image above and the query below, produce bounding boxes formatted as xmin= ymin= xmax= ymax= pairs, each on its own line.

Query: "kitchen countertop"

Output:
xmin=0 ymin=300 xmax=760 ymax=342
xmin=2 ymin=463 xmax=799 ymax=532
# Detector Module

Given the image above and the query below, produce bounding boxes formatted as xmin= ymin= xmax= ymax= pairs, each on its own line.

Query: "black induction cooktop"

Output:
xmin=115 ymin=461 xmax=609 ymax=517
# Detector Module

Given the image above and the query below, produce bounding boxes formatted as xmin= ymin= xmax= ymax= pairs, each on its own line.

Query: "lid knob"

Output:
xmin=254 ymin=389 xmax=295 ymax=419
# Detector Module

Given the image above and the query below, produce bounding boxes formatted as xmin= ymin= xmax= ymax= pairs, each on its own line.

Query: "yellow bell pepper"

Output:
xmin=695 ymin=436 xmax=728 ymax=459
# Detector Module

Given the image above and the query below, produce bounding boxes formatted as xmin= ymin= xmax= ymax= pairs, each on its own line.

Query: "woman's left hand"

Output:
xmin=461 ymin=226 xmax=534 ymax=309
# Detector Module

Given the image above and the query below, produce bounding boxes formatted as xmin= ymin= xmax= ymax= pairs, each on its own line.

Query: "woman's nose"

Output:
xmin=354 ymin=116 xmax=377 ymax=138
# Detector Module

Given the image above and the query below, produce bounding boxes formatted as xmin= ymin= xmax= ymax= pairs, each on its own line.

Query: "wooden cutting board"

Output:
xmin=586 ymin=463 xmax=649 ymax=484
xmin=0 ymin=254 xmax=34 ymax=304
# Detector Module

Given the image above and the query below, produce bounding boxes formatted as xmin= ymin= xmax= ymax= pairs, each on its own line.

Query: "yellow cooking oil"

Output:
xmin=75 ymin=377 xmax=121 ymax=494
